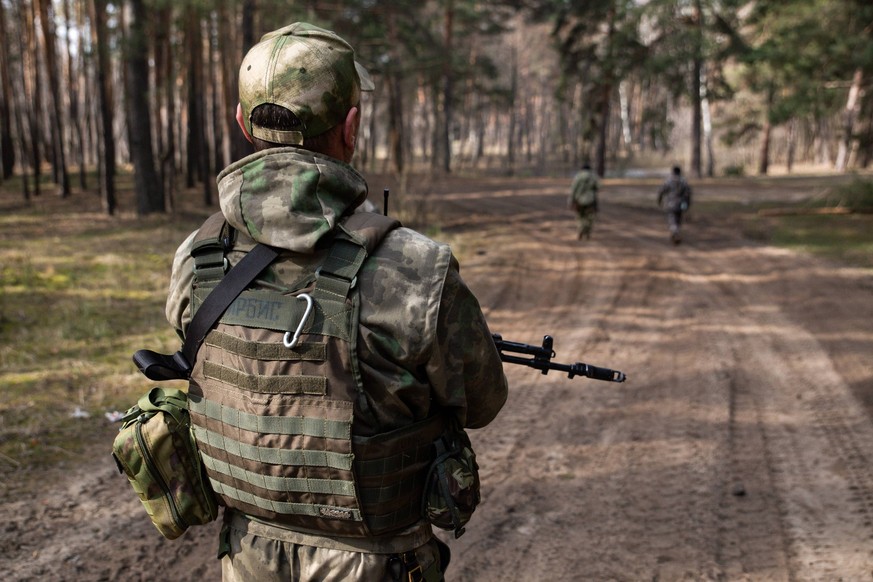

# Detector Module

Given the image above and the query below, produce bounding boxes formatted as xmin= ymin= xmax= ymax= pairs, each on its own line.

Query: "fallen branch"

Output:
xmin=0 ymin=450 xmax=21 ymax=468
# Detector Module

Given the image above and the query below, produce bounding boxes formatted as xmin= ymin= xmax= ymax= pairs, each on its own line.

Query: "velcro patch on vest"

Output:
xmin=319 ymin=506 xmax=356 ymax=520
xmin=194 ymin=288 xmax=310 ymax=333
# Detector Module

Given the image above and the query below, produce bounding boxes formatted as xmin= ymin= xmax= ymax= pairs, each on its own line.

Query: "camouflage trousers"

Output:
xmin=574 ymin=205 xmax=597 ymax=239
xmin=221 ymin=512 xmax=447 ymax=582
xmin=666 ymin=210 xmax=684 ymax=234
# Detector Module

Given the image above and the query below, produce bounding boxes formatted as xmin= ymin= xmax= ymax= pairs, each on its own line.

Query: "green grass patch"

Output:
xmin=696 ymin=177 xmax=873 ymax=269
xmin=768 ymin=214 xmax=873 ymax=268
xmin=815 ymin=177 xmax=873 ymax=211
xmin=759 ymin=178 xmax=873 ymax=268
xmin=0 ymin=180 xmax=205 ymax=475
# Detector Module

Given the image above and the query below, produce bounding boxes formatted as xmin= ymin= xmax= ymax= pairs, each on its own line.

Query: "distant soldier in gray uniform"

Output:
xmin=657 ymin=165 xmax=693 ymax=244
xmin=568 ymin=163 xmax=599 ymax=240
xmin=164 ymin=22 xmax=507 ymax=582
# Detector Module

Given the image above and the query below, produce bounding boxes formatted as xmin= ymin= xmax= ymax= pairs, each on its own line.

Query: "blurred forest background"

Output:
xmin=1 ymin=0 xmax=872 ymax=216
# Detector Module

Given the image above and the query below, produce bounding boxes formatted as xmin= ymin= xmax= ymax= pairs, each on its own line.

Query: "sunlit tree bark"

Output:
xmin=89 ymin=0 xmax=116 ymax=214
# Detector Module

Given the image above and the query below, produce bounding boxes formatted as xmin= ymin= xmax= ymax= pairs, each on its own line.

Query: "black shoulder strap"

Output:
xmin=132 ymin=244 xmax=279 ymax=381
xmin=134 ymin=212 xmax=398 ymax=382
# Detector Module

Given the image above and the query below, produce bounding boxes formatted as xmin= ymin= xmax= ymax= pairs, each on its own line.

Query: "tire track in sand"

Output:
xmin=441 ymin=181 xmax=873 ymax=581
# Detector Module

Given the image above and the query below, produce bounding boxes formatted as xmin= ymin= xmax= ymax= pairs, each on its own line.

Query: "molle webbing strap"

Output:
xmin=195 ymin=425 xmax=354 ymax=470
xmin=189 ymin=391 xmax=362 ymax=524
xmin=200 ymin=452 xmax=356 ymax=497
xmin=205 ymin=330 xmax=326 ymax=361
xmin=209 ymin=479 xmax=363 ymax=521
xmin=189 ymin=397 xmax=351 ymax=440
xmin=203 ymin=361 xmax=327 ymax=395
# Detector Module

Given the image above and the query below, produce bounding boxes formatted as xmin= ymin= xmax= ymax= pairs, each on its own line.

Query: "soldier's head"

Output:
xmin=235 ymin=22 xmax=374 ymax=161
xmin=672 ymin=165 xmax=682 ymax=176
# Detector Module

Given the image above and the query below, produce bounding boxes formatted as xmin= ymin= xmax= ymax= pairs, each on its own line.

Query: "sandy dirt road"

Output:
xmin=2 ymin=175 xmax=872 ymax=581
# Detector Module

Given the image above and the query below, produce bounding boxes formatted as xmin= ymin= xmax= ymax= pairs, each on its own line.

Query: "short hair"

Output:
xmin=672 ymin=166 xmax=682 ymax=175
xmin=250 ymin=103 xmax=338 ymax=153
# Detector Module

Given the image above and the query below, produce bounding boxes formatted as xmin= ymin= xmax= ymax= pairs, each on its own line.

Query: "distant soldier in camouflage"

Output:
xmin=568 ymin=163 xmax=599 ymax=240
xmin=657 ymin=166 xmax=693 ymax=244
xmin=164 ymin=23 xmax=507 ymax=582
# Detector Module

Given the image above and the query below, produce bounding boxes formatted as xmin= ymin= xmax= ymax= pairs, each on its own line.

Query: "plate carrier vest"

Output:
xmin=186 ymin=212 xmax=445 ymax=537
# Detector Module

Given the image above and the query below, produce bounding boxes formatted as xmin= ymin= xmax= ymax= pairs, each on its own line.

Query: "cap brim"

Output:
xmin=356 ymin=61 xmax=375 ymax=91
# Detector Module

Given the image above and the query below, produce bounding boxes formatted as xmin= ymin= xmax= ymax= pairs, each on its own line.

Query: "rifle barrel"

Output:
xmin=492 ymin=334 xmax=626 ymax=383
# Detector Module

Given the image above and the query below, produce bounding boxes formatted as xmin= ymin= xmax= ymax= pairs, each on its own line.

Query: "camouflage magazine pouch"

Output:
xmin=112 ymin=387 xmax=218 ymax=540
xmin=423 ymin=427 xmax=481 ymax=538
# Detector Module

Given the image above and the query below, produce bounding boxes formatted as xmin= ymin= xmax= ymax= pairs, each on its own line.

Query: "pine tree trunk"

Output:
xmin=440 ymin=0 xmax=454 ymax=174
xmin=506 ymin=46 xmax=517 ymax=175
xmin=63 ymin=0 xmax=87 ymax=190
xmin=185 ymin=9 xmax=213 ymax=207
xmin=758 ymin=118 xmax=771 ymax=176
xmin=208 ymin=14 xmax=224 ymax=173
xmin=25 ymin=0 xmax=42 ymax=196
xmin=835 ymin=68 xmax=863 ymax=171
xmin=224 ymin=2 xmax=253 ymax=164
xmin=36 ymin=0 xmax=70 ymax=196
xmin=186 ymin=9 xmax=201 ymax=190
xmin=11 ymin=2 xmax=31 ymax=198
xmin=689 ymin=0 xmax=703 ymax=179
xmin=127 ymin=0 xmax=164 ymax=215
xmin=385 ymin=14 xmax=404 ymax=175
xmin=0 ymin=0 xmax=15 ymax=179
xmin=595 ymin=4 xmax=617 ymax=178
xmin=89 ymin=0 xmax=116 ymax=214
xmin=595 ymin=82 xmax=611 ymax=178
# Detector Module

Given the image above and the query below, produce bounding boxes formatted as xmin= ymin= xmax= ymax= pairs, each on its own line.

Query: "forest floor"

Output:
xmin=2 ymin=170 xmax=873 ymax=581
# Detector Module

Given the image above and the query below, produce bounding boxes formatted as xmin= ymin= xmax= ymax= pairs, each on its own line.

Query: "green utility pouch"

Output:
xmin=423 ymin=428 xmax=481 ymax=538
xmin=112 ymin=387 xmax=218 ymax=540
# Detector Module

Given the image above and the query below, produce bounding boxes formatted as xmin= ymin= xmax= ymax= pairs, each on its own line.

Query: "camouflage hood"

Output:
xmin=216 ymin=147 xmax=368 ymax=253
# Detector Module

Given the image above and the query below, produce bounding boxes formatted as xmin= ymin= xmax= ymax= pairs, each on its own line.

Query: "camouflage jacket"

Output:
xmin=569 ymin=169 xmax=599 ymax=209
xmin=657 ymin=176 xmax=692 ymax=213
xmin=166 ymin=147 xmax=508 ymax=435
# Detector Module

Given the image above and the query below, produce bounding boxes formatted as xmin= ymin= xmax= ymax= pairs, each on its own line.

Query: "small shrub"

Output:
xmin=824 ymin=178 xmax=873 ymax=211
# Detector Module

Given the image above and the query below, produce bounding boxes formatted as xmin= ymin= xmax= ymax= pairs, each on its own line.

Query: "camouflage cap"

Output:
xmin=239 ymin=22 xmax=374 ymax=145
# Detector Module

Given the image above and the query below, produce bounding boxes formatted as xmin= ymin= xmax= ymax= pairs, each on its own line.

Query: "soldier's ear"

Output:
xmin=343 ymin=106 xmax=360 ymax=151
xmin=236 ymin=103 xmax=253 ymax=144
xmin=340 ymin=106 xmax=360 ymax=163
